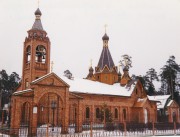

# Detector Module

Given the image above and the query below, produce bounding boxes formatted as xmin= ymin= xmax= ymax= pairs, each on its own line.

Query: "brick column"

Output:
xmin=75 ymin=100 xmax=83 ymax=133
xmin=30 ymin=106 xmax=38 ymax=136
xmin=61 ymin=88 xmax=69 ymax=134
xmin=92 ymin=105 xmax=94 ymax=123
xmin=10 ymin=97 xmax=21 ymax=135
xmin=119 ymin=106 xmax=121 ymax=122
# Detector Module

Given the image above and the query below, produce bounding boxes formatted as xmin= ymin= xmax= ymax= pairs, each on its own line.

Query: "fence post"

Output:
xmin=90 ymin=122 xmax=93 ymax=137
xmin=152 ymin=121 xmax=155 ymax=136
xmin=46 ymin=123 xmax=49 ymax=137
xmin=174 ymin=122 xmax=176 ymax=135
xmin=124 ymin=122 xmax=127 ymax=136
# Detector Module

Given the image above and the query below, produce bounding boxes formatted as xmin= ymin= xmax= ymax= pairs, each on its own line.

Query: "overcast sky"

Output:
xmin=0 ymin=0 xmax=180 ymax=79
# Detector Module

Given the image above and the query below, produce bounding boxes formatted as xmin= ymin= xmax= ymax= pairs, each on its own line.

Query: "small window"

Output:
xmin=97 ymin=76 xmax=100 ymax=80
xmin=25 ymin=81 xmax=29 ymax=89
xmin=123 ymin=109 xmax=126 ymax=120
xmin=26 ymin=46 xmax=31 ymax=63
xmin=75 ymin=108 xmax=77 ymax=119
xmin=96 ymin=108 xmax=100 ymax=119
xmin=115 ymin=108 xmax=118 ymax=119
xmin=86 ymin=107 xmax=90 ymax=119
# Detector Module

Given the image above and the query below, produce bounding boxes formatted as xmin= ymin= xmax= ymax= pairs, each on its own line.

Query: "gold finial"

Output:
xmin=51 ymin=61 xmax=54 ymax=72
xmin=124 ymin=58 xmax=128 ymax=67
xmin=38 ymin=0 xmax=40 ymax=8
xmin=104 ymin=24 xmax=108 ymax=33
xmin=118 ymin=63 xmax=121 ymax=70
xmin=90 ymin=59 xmax=93 ymax=67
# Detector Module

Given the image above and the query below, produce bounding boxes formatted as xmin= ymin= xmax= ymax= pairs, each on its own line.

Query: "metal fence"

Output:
xmin=0 ymin=122 xmax=180 ymax=137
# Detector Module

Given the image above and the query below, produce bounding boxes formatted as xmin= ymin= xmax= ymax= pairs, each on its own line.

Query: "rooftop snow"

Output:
xmin=61 ymin=76 xmax=136 ymax=97
xmin=148 ymin=95 xmax=170 ymax=109
xmin=167 ymin=100 xmax=173 ymax=107
xmin=13 ymin=89 xmax=33 ymax=95
xmin=31 ymin=72 xmax=136 ymax=97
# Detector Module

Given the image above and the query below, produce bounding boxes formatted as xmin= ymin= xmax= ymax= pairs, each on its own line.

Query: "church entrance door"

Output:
xmin=38 ymin=93 xmax=62 ymax=127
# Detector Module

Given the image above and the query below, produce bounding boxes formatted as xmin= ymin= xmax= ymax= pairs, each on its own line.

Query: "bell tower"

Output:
xmin=21 ymin=8 xmax=51 ymax=90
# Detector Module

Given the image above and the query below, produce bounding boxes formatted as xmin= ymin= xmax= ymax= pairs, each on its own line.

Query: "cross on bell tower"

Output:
xmin=21 ymin=8 xmax=51 ymax=90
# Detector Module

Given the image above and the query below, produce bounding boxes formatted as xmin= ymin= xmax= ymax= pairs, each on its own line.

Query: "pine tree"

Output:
xmin=143 ymin=68 xmax=159 ymax=95
xmin=159 ymin=56 xmax=180 ymax=103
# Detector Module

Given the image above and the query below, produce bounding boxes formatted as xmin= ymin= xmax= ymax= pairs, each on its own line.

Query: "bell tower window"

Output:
xmin=26 ymin=46 xmax=31 ymax=63
xmin=25 ymin=79 xmax=29 ymax=89
xmin=35 ymin=45 xmax=46 ymax=63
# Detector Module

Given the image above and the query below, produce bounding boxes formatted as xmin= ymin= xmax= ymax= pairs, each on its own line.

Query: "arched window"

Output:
xmin=74 ymin=108 xmax=77 ymax=120
xmin=25 ymin=79 xmax=29 ymax=89
xmin=96 ymin=108 xmax=100 ymax=119
xmin=26 ymin=46 xmax=31 ymax=63
xmin=123 ymin=109 xmax=126 ymax=120
xmin=115 ymin=108 xmax=118 ymax=119
xmin=22 ymin=102 xmax=30 ymax=125
xmin=35 ymin=45 xmax=46 ymax=63
xmin=86 ymin=107 xmax=90 ymax=119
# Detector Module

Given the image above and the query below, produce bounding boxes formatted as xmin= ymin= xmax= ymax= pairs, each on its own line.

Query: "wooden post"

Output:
xmin=174 ymin=122 xmax=176 ymax=135
xmin=152 ymin=121 xmax=155 ymax=136
xmin=46 ymin=123 xmax=49 ymax=137
xmin=90 ymin=122 xmax=93 ymax=137
xmin=124 ymin=122 xmax=127 ymax=136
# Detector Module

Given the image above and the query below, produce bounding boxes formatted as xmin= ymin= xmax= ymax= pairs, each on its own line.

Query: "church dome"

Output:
xmin=35 ymin=8 xmax=42 ymax=16
xmin=89 ymin=66 xmax=94 ymax=72
xmin=102 ymin=33 xmax=109 ymax=40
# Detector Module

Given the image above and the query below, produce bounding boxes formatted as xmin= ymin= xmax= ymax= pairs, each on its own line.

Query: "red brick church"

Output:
xmin=10 ymin=8 xmax=158 ymax=135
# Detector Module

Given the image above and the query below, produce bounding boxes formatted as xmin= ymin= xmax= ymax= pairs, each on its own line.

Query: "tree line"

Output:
xmin=0 ymin=70 xmax=20 ymax=108
xmin=139 ymin=55 xmax=180 ymax=104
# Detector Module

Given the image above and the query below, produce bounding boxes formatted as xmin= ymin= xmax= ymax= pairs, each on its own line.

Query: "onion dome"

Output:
xmin=35 ymin=8 xmax=42 ymax=16
xmin=32 ymin=8 xmax=43 ymax=30
xmin=123 ymin=66 xmax=129 ymax=72
xmin=102 ymin=33 xmax=109 ymax=41
xmin=89 ymin=66 xmax=94 ymax=72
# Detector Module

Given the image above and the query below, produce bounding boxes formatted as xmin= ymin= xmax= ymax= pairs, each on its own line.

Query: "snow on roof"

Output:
xmin=31 ymin=72 xmax=70 ymax=87
xmin=13 ymin=89 xmax=33 ymax=95
xmin=61 ymin=76 xmax=136 ymax=97
xmin=148 ymin=95 xmax=170 ymax=109
xmin=31 ymin=72 xmax=136 ymax=97
xmin=167 ymin=100 xmax=173 ymax=107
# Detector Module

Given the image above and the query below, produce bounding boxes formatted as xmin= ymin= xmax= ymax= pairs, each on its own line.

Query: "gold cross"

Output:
xmin=38 ymin=0 xmax=40 ymax=8
xmin=51 ymin=61 xmax=54 ymax=72
xmin=104 ymin=24 xmax=108 ymax=33
xmin=90 ymin=59 xmax=93 ymax=67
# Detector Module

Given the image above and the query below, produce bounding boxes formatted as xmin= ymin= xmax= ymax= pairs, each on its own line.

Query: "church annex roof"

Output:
xmin=32 ymin=8 xmax=44 ymax=30
xmin=61 ymin=75 xmax=136 ymax=97
xmin=148 ymin=95 xmax=170 ymax=109
xmin=97 ymin=46 xmax=115 ymax=70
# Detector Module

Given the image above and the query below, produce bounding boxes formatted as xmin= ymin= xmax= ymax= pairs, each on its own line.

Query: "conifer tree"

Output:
xmin=159 ymin=56 xmax=180 ymax=103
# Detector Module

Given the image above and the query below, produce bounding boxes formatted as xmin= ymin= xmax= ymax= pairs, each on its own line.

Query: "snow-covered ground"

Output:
xmin=0 ymin=127 xmax=180 ymax=137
